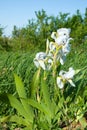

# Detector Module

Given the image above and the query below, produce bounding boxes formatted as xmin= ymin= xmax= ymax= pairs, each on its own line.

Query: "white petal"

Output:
xmin=34 ymin=52 xmax=47 ymax=70
xmin=57 ymin=50 xmax=66 ymax=65
xmin=33 ymin=59 xmax=40 ymax=68
xmin=62 ymin=43 xmax=71 ymax=55
xmin=60 ymin=57 xmax=65 ymax=65
xmin=68 ymin=67 xmax=75 ymax=78
xmin=57 ymin=28 xmax=71 ymax=38
xmin=59 ymin=70 xmax=66 ymax=77
xmin=68 ymin=79 xmax=75 ymax=87
xmin=39 ymin=60 xmax=46 ymax=70
xmin=51 ymin=32 xmax=57 ymax=40
xmin=55 ymin=36 xmax=67 ymax=45
xmin=59 ymin=67 xmax=75 ymax=79
xmin=36 ymin=52 xmax=46 ymax=60
xmin=57 ymin=77 xmax=64 ymax=89
xmin=46 ymin=59 xmax=53 ymax=70
xmin=62 ymin=67 xmax=75 ymax=79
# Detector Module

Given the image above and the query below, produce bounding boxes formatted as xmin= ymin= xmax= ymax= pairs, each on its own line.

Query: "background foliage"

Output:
xmin=0 ymin=9 xmax=87 ymax=51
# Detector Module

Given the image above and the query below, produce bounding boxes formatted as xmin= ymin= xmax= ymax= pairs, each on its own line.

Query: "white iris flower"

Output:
xmin=51 ymin=28 xmax=71 ymax=45
xmin=34 ymin=52 xmax=53 ymax=70
xmin=57 ymin=28 xmax=71 ymax=38
xmin=46 ymin=38 xmax=71 ymax=65
xmin=57 ymin=67 xmax=75 ymax=89
xmin=34 ymin=52 xmax=47 ymax=70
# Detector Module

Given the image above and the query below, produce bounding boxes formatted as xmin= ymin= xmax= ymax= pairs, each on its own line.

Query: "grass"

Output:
xmin=0 ymin=41 xmax=87 ymax=100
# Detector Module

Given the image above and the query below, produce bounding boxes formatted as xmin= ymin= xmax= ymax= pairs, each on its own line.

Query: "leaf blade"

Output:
xmin=7 ymin=94 xmax=32 ymax=123
xmin=14 ymin=74 xmax=34 ymax=122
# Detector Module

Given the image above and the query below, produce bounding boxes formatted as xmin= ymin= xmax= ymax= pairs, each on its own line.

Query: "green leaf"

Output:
xmin=41 ymin=102 xmax=52 ymax=120
xmin=9 ymin=115 xmax=32 ymax=129
xmin=0 ymin=116 xmax=11 ymax=122
xmin=26 ymin=98 xmax=52 ymax=119
xmin=51 ymin=99 xmax=57 ymax=115
xmin=14 ymin=74 xmax=34 ymax=122
xmin=7 ymin=94 xmax=32 ymax=123
xmin=1 ymin=115 xmax=32 ymax=129
xmin=14 ymin=74 xmax=26 ymax=98
xmin=41 ymin=77 xmax=51 ymax=111
xmin=31 ymin=68 xmax=40 ymax=98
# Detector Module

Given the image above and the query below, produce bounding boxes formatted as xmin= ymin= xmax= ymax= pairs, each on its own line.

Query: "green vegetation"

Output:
xmin=0 ymin=9 xmax=87 ymax=129
xmin=0 ymin=9 xmax=87 ymax=51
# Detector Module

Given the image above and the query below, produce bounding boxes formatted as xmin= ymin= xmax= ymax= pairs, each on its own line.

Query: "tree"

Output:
xmin=0 ymin=24 xmax=3 ymax=36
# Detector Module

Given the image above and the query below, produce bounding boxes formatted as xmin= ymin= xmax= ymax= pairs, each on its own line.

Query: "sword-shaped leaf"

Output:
xmin=8 ymin=94 xmax=32 ymax=122
xmin=14 ymin=74 xmax=34 ymax=122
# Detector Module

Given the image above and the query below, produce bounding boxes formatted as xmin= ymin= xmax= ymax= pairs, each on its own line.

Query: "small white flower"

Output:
xmin=59 ymin=67 xmax=75 ymax=79
xmin=51 ymin=28 xmax=71 ymax=41
xmin=33 ymin=52 xmax=47 ymax=70
xmin=51 ymin=31 xmax=68 ymax=46
xmin=34 ymin=52 xmax=53 ymax=70
xmin=57 ymin=28 xmax=71 ymax=38
xmin=51 ymin=28 xmax=71 ymax=47
xmin=57 ymin=67 xmax=75 ymax=89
